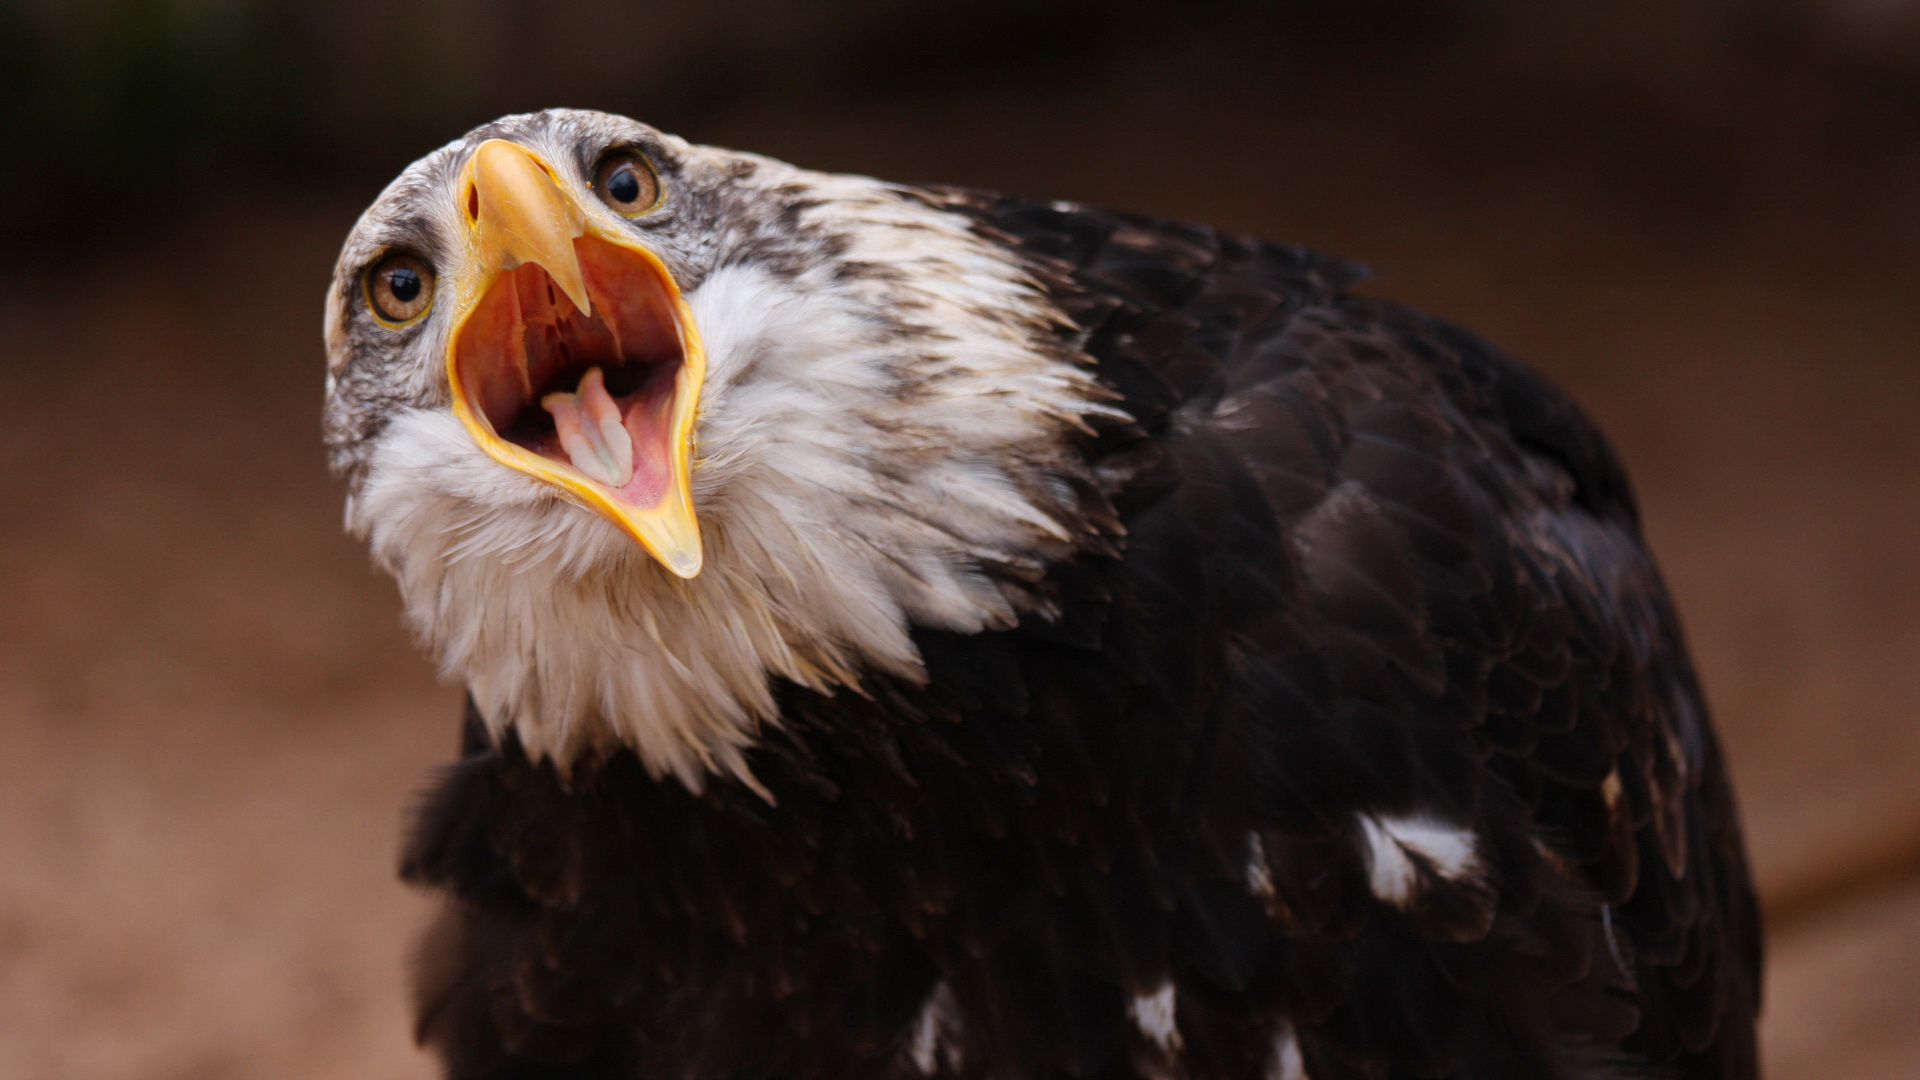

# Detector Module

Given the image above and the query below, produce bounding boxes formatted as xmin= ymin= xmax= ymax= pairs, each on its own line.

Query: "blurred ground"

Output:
xmin=4 ymin=4 xmax=1920 ymax=1078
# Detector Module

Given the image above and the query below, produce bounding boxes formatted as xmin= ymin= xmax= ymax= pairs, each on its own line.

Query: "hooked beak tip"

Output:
xmin=466 ymin=139 xmax=593 ymax=316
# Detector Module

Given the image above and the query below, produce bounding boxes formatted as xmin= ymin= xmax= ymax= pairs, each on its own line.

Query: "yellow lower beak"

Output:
xmin=445 ymin=140 xmax=704 ymax=578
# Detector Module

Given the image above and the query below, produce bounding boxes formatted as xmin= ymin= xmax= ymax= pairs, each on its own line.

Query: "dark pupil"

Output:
xmin=387 ymin=267 xmax=421 ymax=302
xmin=608 ymin=166 xmax=641 ymax=204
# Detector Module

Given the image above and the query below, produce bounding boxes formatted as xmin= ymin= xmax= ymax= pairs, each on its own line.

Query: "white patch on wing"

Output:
xmin=1601 ymin=768 xmax=1624 ymax=811
xmin=1130 ymin=981 xmax=1182 ymax=1052
xmin=906 ymin=982 xmax=964 ymax=1075
xmin=342 ymin=145 xmax=1121 ymax=783
xmin=1358 ymin=813 xmax=1481 ymax=905
xmin=1246 ymin=831 xmax=1275 ymax=899
xmin=1268 ymin=1023 xmax=1305 ymax=1080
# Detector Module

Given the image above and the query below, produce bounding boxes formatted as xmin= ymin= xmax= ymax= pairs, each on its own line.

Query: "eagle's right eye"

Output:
xmin=365 ymin=253 xmax=436 ymax=326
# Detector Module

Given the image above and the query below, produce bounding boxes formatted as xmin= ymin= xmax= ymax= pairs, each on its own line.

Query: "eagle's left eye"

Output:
xmin=593 ymin=152 xmax=661 ymax=215
xmin=365 ymin=253 xmax=435 ymax=326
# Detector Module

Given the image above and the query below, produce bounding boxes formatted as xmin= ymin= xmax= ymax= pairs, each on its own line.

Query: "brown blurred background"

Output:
xmin=4 ymin=1 xmax=1919 ymax=1076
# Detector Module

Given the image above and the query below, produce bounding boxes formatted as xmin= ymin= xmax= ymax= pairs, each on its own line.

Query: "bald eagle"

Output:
xmin=324 ymin=110 xmax=1760 ymax=1080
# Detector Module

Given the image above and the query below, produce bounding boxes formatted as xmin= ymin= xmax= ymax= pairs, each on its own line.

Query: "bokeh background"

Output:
xmin=4 ymin=1 xmax=1920 ymax=1076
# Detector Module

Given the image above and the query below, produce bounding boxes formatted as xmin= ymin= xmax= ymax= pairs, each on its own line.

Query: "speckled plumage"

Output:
xmin=327 ymin=111 xmax=1762 ymax=1080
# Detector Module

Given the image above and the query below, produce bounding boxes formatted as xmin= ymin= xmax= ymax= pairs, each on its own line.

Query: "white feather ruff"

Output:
xmin=343 ymin=151 xmax=1116 ymax=788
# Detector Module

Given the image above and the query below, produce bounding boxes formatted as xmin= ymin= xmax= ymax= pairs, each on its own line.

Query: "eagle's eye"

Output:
xmin=365 ymin=253 xmax=435 ymax=327
xmin=593 ymin=152 xmax=660 ymax=215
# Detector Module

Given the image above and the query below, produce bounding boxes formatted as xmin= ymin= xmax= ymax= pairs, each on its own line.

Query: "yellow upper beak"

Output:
xmin=465 ymin=139 xmax=595 ymax=317
xmin=445 ymin=139 xmax=705 ymax=578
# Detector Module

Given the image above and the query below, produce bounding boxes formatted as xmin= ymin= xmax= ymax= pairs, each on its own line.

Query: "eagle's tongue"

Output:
xmin=542 ymin=367 xmax=634 ymax=488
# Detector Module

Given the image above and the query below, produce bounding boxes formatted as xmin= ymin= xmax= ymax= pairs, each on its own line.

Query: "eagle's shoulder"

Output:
xmin=939 ymin=189 xmax=1763 ymax=1076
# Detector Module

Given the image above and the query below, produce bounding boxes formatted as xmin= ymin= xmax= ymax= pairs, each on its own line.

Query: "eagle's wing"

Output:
xmin=954 ymin=192 xmax=1763 ymax=1079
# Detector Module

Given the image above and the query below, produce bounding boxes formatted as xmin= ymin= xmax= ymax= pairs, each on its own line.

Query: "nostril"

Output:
xmin=465 ymin=183 xmax=480 ymax=225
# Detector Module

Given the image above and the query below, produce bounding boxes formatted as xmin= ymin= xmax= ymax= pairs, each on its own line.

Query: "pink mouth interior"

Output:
xmin=453 ymin=237 xmax=684 ymax=508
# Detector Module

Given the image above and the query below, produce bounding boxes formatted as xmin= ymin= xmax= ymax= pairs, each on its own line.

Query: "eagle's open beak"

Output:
xmin=446 ymin=139 xmax=705 ymax=578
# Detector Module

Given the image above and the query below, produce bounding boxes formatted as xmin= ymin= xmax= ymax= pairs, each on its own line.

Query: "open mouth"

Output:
xmin=453 ymin=235 xmax=692 ymax=510
xmin=441 ymin=137 xmax=705 ymax=576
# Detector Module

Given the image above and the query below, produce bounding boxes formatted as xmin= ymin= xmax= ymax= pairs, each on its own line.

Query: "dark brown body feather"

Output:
xmin=402 ymin=193 xmax=1762 ymax=1080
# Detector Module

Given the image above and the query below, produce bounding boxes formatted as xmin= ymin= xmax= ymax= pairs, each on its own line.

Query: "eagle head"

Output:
xmin=323 ymin=109 xmax=1118 ymax=786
